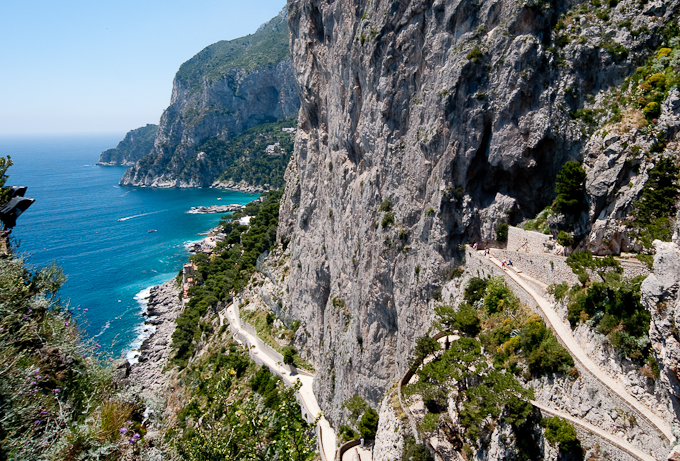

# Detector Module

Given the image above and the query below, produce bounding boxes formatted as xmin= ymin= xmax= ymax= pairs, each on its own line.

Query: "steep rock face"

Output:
xmin=120 ymin=9 xmax=299 ymax=187
xmin=583 ymin=89 xmax=680 ymax=255
xmin=98 ymin=124 xmax=158 ymax=166
xmin=279 ymin=0 xmax=678 ymax=423
xmin=642 ymin=232 xmax=680 ymax=439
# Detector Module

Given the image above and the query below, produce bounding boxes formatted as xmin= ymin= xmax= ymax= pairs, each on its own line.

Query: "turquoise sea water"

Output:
xmin=0 ymin=135 xmax=258 ymax=358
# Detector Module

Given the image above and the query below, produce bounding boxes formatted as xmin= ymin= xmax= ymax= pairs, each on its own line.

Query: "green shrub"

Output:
xmin=343 ymin=395 xmax=369 ymax=424
xmin=554 ymin=161 xmax=587 ymax=216
xmin=557 ymin=231 xmax=575 ymax=247
xmin=496 ymin=222 xmax=509 ymax=242
xmin=567 ymin=276 xmax=650 ymax=360
xmin=464 ymin=277 xmax=489 ymax=305
xmin=550 ymin=282 xmax=569 ymax=301
xmin=420 ymin=412 xmax=439 ymax=432
xmin=466 ymin=47 xmax=483 ymax=63
xmin=483 ymin=277 xmax=516 ymax=314
xmin=382 ymin=211 xmax=395 ymax=228
xmin=634 ymin=157 xmax=680 ymax=226
xmin=555 ymin=35 xmax=570 ymax=47
xmin=643 ymin=101 xmax=661 ymax=118
xmin=541 ymin=416 xmax=580 ymax=452
xmin=402 ymin=437 xmax=433 ymax=461
xmin=358 ymin=407 xmax=379 ymax=439
xmin=282 ymin=346 xmax=296 ymax=365
xmin=379 ymin=198 xmax=392 ymax=212
xmin=339 ymin=425 xmax=358 ymax=443
xmin=409 ymin=336 xmax=440 ymax=369
xmin=434 ymin=303 xmax=481 ymax=337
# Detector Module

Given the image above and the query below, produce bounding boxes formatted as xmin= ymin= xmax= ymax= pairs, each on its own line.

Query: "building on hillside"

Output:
xmin=182 ymin=262 xmax=199 ymax=299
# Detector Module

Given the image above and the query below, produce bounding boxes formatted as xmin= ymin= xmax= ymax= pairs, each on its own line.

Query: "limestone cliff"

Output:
xmin=278 ymin=0 xmax=680 ymax=425
xmin=643 ymin=224 xmax=680 ymax=442
xmin=98 ymin=124 xmax=158 ymax=166
xmin=119 ymin=9 xmax=299 ymax=188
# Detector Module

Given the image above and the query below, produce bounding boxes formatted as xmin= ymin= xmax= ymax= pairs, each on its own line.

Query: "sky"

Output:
xmin=0 ymin=0 xmax=287 ymax=135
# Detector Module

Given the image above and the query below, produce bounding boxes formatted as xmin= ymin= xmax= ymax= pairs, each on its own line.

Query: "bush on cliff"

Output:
xmin=553 ymin=161 xmax=587 ymax=217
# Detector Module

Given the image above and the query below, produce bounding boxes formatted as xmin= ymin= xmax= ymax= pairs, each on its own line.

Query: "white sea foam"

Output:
xmin=92 ymin=321 xmax=110 ymax=339
xmin=125 ymin=286 xmax=156 ymax=365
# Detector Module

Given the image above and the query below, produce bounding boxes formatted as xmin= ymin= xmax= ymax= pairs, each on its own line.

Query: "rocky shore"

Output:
xmin=188 ymin=204 xmax=244 ymax=214
xmin=127 ymin=281 xmax=183 ymax=392
xmin=210 ymin=181 xmax=266 ymax=193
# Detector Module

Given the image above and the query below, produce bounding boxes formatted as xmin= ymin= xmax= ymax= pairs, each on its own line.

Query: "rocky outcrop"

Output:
xmin=583 ymin=89 xmax=680 ymax=255
xmin=120 ymin=9 xmax=299 ymax=187
xmin=129 ymin=281 xmax=183 ymax=392
xmin=98 ymin=124 xmax=158 ymax=166
xmin=642 ymin=234 xmax=680 ymax=441
xmin=279 ymin=0 xmax=680 ymax=425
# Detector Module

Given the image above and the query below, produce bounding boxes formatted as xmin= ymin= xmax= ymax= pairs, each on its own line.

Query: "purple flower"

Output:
xmin=33 ymin=389 xmax=38 ymax=393
xmin=41 ymin=411 xmax=47 ymax=415
xmin=53 ymin=389 xmax=60 ymax=393
xmin=31 ymin=382 xmax=36 ymax=385
xmin=28 ymin=309 xmax=32 ymax=313
xmin=35 ymin=420 xmax=40 ymax=424
xmin=0 ymin=328 xmax=4 ymax=331
xmin=119 ymin=428 xmax=128 ymax=434
xmin=129 ymin=438 xmax=136 ymax=444
xmin=37 ymin=376 xmax=41 ymax=379
xmin=18 ymin=391 xmax=22 ymax=395
xmin=34 ymin=370 xmax=39 ymax=374
xmin=133 ymin=433 xmax=140 ymax=439
xmin=96 ymin=344 xmax=101 ymax=348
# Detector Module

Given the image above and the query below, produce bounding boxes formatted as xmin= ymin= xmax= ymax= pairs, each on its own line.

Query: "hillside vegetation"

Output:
xmin=175 ymin=10 xmax=289 ymax=92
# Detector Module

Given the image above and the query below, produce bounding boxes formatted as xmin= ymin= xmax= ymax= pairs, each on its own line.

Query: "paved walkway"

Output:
xmin=341 ymin=445 xmax=372 ymax=461
xmin=482 ymin=250 xmax=674 ymax=444
xmin=219 ymin=304 xmax=337 ymax=461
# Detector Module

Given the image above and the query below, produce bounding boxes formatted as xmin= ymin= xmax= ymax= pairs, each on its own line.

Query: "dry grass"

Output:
xmin=96 ymin=399 xmax=134 ymax=443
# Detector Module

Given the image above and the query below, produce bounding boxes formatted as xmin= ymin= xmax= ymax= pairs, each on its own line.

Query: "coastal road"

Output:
xmin=482 ymin=249 xmax=674 ymax=445
xmin=219 ymin=303 xmax=337 ymax=461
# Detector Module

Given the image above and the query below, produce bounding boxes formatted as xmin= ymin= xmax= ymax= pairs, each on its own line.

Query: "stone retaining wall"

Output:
xmin=507 ymin=226 xmax=552 ymax=253
xmin=491 ymin=249 xmax=649 ymax=288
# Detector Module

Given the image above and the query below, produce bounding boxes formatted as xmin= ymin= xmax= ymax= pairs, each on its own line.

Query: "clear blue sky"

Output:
xmin=0 ymin=0 xmax=287 ymax=135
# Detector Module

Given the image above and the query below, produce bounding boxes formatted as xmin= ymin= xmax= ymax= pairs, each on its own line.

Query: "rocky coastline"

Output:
xmin=210 ymin=181 xmax=266 ymax=194
xmin=188 ymin=204 xmax=244 ymax=214
xmin=127 ymin=281 xmax=183 ymax=392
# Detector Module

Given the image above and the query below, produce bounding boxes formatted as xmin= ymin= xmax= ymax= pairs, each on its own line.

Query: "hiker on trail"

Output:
xmin=473 ymin=242 xmax=478 ymax=250
xmin=508 ymin=259 xmax=513 ymax=266
xmin=502 ymin=260 xmax=506 ymax=270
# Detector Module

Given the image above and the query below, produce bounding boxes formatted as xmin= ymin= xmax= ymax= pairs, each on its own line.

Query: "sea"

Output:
xmin=0 ymin=134 xmax=258 ymax=360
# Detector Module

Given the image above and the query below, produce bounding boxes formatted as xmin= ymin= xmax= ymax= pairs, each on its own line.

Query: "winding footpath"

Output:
xmin=218 ymin=303 xmax=337 ymax=461
xmin=480 ymin=249 xmax=674 ymax=445
xmin=400 ymin=330 xmax=660 ymax=461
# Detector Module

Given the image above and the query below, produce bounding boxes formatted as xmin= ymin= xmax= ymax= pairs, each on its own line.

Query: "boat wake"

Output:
xmin=117 ymin=210 xmax=167 ymax=222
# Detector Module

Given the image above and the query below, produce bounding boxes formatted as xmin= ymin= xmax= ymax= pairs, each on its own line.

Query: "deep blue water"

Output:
xmin=0 ymin=135 xmax=257 ymax=359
